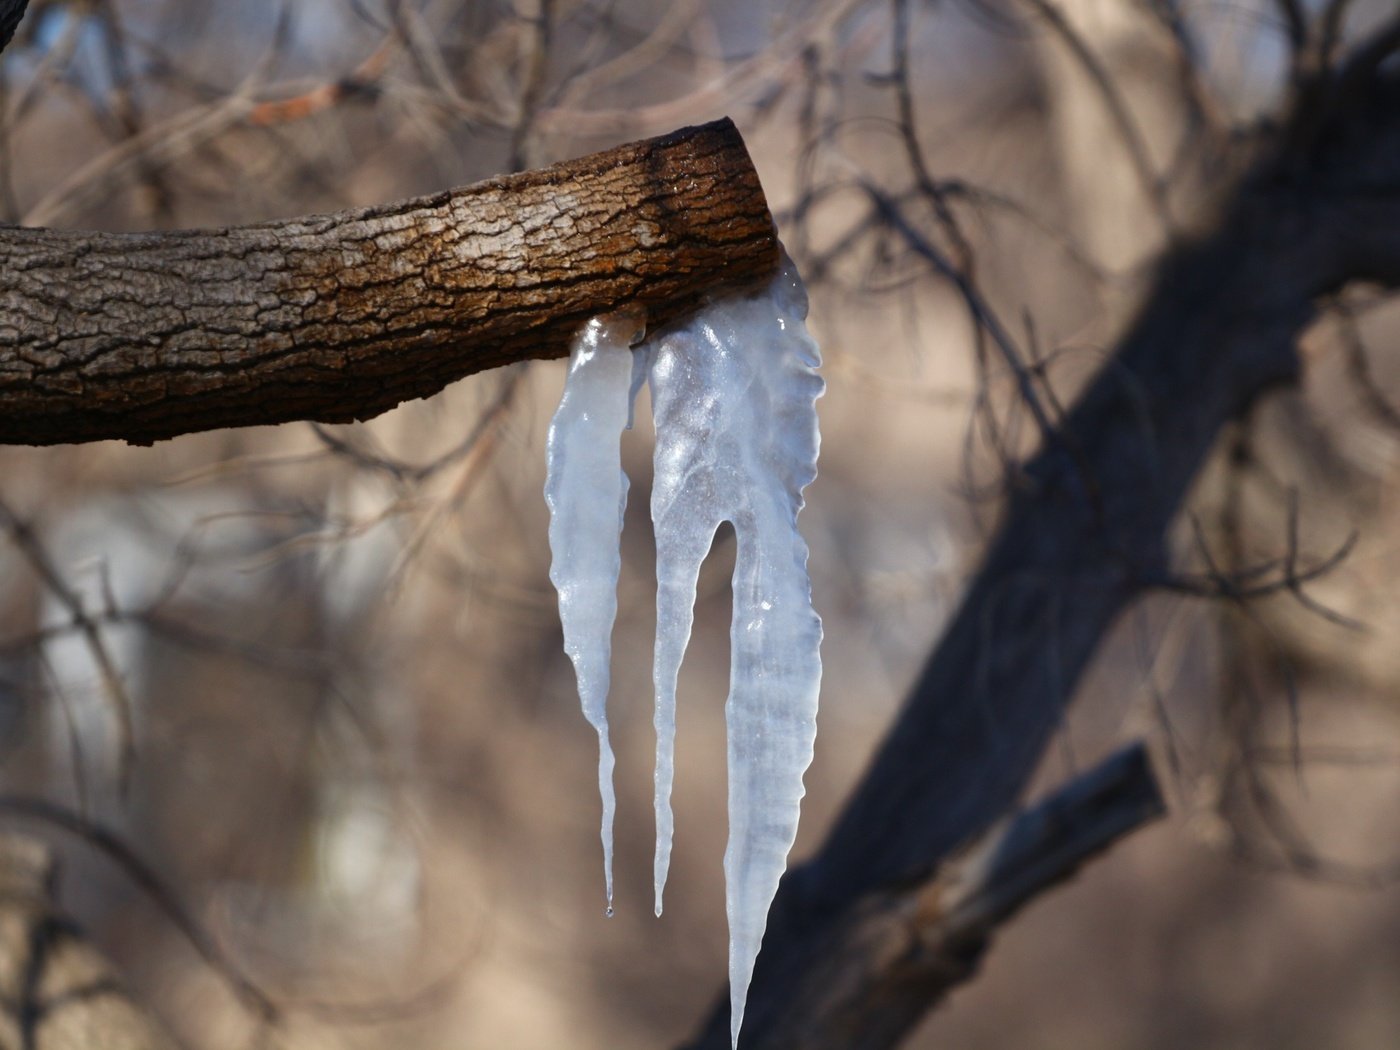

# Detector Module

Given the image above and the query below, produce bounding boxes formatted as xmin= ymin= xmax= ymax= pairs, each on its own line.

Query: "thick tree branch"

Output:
xmin=0 ymin=117 xmax=777 ymax=446
xmin=686 ymin=57 xmax=1400 ymax=1050
xmin=754 ymin=744 xmax=1163 ymax=1050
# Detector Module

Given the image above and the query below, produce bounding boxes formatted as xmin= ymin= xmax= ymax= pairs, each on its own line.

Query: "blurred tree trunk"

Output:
xmin=685 ymin=14 xmax=1400 ymax=1047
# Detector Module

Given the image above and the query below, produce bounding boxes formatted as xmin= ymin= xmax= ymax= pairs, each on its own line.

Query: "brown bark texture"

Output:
xmin=0 ymin=117 xmax=777 ymax=446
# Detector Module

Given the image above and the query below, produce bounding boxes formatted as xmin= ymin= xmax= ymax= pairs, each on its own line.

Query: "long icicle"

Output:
xmin=649 ymin=253 xmax=824 ymax=1046
xmin=544 ymin=308 xmax=645 ymax=916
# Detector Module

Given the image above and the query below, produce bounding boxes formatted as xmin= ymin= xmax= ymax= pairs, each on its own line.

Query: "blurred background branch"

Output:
xmin=0 ymin=1 xmax=27 ymax=54
xmin=0 ymin=833 xmax=177 ymax=1050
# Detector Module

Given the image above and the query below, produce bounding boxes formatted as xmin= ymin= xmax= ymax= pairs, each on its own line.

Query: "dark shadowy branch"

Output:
xmin=0 ymin=0 xmax=26 ymax=55
xmin=687 ymin=36 xmax=1400 ymax=1050
xmin=1317 ymin=1 xmax=1356 ymax=67
xmin=713 ymin=744 xmax=1163 ymax=1050
xmin=1149 ymin=504 xmax=1362 ymax=631
xmin=1273 ymin=0 xmax=1308 ymax=57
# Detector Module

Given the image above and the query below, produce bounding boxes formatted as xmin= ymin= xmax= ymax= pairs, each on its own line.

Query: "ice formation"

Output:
xmin=544 ymin=308 xmax=646 ymax=915
xmin=545 ymin=255 xmax=823 ymax=1048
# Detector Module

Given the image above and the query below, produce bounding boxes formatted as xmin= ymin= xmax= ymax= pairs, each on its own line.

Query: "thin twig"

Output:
xmin=0 ymin=498 xmax=138 ymax=796
xmin=1019 ymin=0 xmax=1175 ymax=237
xmin=0 ymin=795 xmax=280 ymax=1022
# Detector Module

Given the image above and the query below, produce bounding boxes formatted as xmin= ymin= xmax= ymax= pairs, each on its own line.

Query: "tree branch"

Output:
xmin=0 ymin=834 xmax=178 ymax=1050
xmin=0 ymin=117 xmax=778 ymax=446
xmin=743 ymin=744 xmax=1163 ymax=1050
xmin=685 ymin=53 xmax=1400 ymax=1050
xmin=0 ymin=0 xmax=26 ymax=55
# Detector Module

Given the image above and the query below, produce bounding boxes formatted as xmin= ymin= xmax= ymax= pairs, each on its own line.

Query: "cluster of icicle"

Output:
xmin=544 ymin=251 xmax=823 ymax=1048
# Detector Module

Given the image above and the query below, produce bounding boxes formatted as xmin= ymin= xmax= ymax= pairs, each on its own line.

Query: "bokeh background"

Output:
xmin=3 ymin=1 xmax=1400 ymax=1047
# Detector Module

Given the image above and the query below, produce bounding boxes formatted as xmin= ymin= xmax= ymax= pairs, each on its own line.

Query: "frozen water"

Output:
xmin=648 ymin=256 xmax=823 ymax=1047
xmin=545 ymin=255 xmax=823 ymax=1048
xmin=544 ymin=308 xmax=646 ymax=915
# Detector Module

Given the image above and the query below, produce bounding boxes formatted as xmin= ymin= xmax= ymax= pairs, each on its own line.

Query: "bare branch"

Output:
xmin=0 ymin=499 xmax=138 ymax=795
xmin=1019 ymin=0 xmax=1174 ymax=237
xmin=246 ymin=34 xmax=396 ymax=127
xmin=1273 ymin=0 xmax=1308 ymax=56
xmin=0 ymin=828 xmax=270 ymax=1047
xmin=0 ymin=0 xmax=26 ymax=55
xmin=1317 ymin=1 xmax=1357 ymax=65
xmin=507 ymin=0 xmax=556 ymax=172
xmin=0 ymin=118 xmax=778 ymax=446
xmin=686 ymin=40 xmax=1400 ymax=1050
xmin=0 ymin=834 xmax=177 ymax=1050
xmin=1148 ymin=502 xmax=1362 ymax=633
xmin=1338 ymin=299 xmax=1400 ymax=431
xmin=701 ymin=744 xmax=1162 ymax=1050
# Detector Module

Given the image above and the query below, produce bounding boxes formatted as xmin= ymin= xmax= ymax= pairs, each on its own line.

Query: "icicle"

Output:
xmin=544 ymin=252 xmax=823 ymax=1049
xmin=544 ymin=308 xmax=645 ymax=917
xmin=649 ymin=254 xmax=824 ymax=1047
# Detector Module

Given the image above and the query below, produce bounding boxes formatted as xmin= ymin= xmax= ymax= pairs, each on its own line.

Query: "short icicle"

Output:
xmin=544 ymin=308 xmax=646 ymax=917
xmin=649 ymin=254 xmax=824 ymax=1048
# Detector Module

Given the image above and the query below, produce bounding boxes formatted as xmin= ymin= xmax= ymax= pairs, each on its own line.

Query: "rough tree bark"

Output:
xmin=0 ymin=117 xmax=776 ymax=446
xmin=683 ymin=19 xmax=1400 ymax=1050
